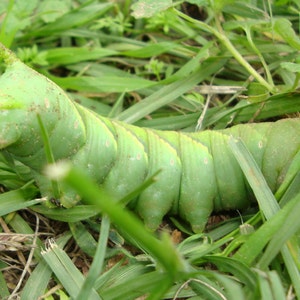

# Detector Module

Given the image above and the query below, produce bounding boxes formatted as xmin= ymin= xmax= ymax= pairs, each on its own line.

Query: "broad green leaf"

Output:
xmin=274 ymin=18 xmax=300 ymax=50
xmin=212 ymin=0 xmax=235 ymax=12
xmin=247 ymin=82 xmax=270 ymax=103
xmin=186 ymin=0 xmax=208 ymax=5
xmin=37 ymin=0 xmax=71 ymax=23
xmin=131 ymin=0 xmax=172 ymax=18
xmin=222 ymin=2 xmax=268 ymax=19
xmin=281 ymin=62 xmax=300 ymax=73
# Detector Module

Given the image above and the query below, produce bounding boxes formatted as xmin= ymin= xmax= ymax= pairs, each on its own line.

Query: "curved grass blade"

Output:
xmin=229 ymin=138 xmax=300 ymax=298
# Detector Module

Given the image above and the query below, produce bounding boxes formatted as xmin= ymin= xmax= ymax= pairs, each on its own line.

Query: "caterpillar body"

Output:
xmin=0 ymin=46 xmax=299 ymax=232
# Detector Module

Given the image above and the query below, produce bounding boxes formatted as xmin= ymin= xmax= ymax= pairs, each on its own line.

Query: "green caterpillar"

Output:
xmin=0 ymin=45 xmax=299 ymax=232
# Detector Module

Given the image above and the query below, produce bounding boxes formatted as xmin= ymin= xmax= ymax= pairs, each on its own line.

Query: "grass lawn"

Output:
xmin=0 ymin=0 xmax=300 ymax=299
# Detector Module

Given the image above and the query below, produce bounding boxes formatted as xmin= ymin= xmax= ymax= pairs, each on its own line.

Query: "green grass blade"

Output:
xmin=233 ymin=195 xmax=300 ymax=266
xmin=0 ymin=188 xmax=40 ymax=216
xmin=45 ymin=47 xmax=117 ymax=65
xmin=99 ymin=271 xmax=171 ymax=300
xmin=27 ymin=2 xmax=113 ymax=37
xmin=202 ymin=256 xmax=256 ymax=290
xmin=278 ymin=171 xmax=300 ymax=207
xmin=212 ymin=272 xmax=246 ymax=299
xmin=21 ymin=231 xmax=72 ymax=299
xmin=279 ymin=245 xmax=300 ymax=298
xmin=275 ymin=149 xmax=300 ymax=201
xmin=116 ymin=58 xmax=227 ymax=123
xmin=21 ymin=232 xmax=72 ymax=299
xmin=188 ymin=273 xmax=227 ymax=300
xmin=122 ymin=41 xmax=178 ymax=58
xmin=229 ymin=137 xmax=279 ymax=219
xmin=37 ymin=114 xmax=60 ymax=200
xmin=75 ymin=215 xmax=110 ymax=300
xmin=0 ymin=264 xmax=10 ymax=299
xmin=257 ymin=194 xmax=300 ymax=269
xmin=31 ymin=204 xmax=99 ymax=222
xmin=256 ymin=270 xmax=286 ymax=300
xmin=266 ymin=270 xmax=287 ymax=300
xmin=52 ymin=75 xmax=155 ymax=93
xmin=94 ymin=262 xmax=147 ymax=291
xmin=41 ymin=239 xmax=101 ymax=299
xmin=20 ymin=260 xmax=53 ymax=300
xmin=69 ymin=221 xmax=98 ymax=257
xmin=229 ymin=138 xmax=300 ymax=298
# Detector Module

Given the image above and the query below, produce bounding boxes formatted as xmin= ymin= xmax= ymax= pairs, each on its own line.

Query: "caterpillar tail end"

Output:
xmin=183 ymin=209 xmax=212 ymax=233
xmin=144 ymin=218 xmax=164 ymax=232
xmin=190 ymin=222 xmax=206 ymax=233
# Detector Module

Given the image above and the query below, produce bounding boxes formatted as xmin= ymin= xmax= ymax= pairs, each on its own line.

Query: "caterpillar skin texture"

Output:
xmin=0 ymin=57 xmax=300 ymax=232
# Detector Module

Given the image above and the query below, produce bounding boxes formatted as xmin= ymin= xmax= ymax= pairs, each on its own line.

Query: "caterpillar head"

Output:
xmin=0 ymin=43 xmax=84 ymax=162
xmin=0 ymin=59 xmax=60 ymax=157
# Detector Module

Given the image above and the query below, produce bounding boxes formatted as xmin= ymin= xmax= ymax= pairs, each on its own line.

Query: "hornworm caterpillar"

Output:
xmin=0 ymin=45 xmax=299 ymax=232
